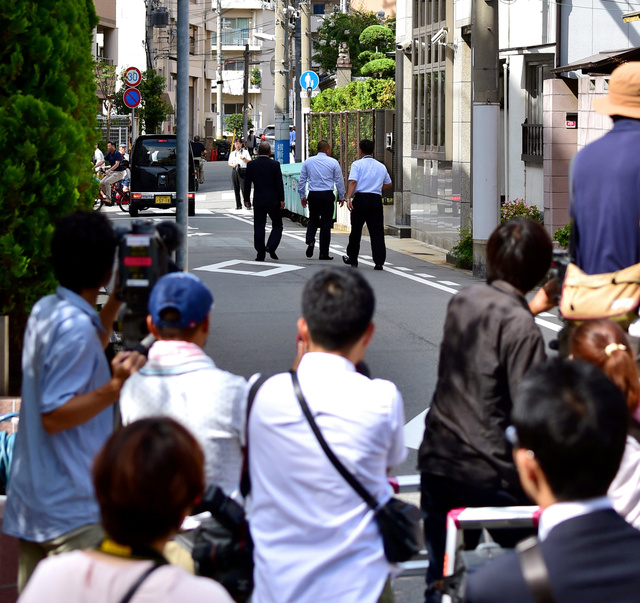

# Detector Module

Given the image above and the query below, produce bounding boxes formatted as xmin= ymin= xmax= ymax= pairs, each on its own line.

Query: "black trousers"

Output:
xmin=346 ymin=193 xmax=386 ymax=266
xmin=420 ymin=472 xmax=532 ymax=603
xmin=231 ymin=168 xmax=246 ymax=208
xmin=305 ymin=190 xmax=335 ymax=256
xmin=253 ymin=205 xmax=283 ymax=257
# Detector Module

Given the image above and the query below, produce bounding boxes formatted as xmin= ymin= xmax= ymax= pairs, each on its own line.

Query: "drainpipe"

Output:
xmin=503 ymin=57 xmax=509 ymax=204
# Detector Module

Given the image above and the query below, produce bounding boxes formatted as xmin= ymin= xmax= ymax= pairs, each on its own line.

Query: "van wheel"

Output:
xmin=188 ymin=198 xmax=195 ymax=217
xmin=129 ymin=206 xmax=139 ymax=217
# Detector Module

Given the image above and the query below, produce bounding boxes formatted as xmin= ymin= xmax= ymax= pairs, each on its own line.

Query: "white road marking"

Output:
xmin=437 ymin=280 xmax=459 ymax=287
xmin=219 ymin=212 xmax=563 ymax=334
xmin=195 ymin=259 xmax=304 ymax=277
xmin=404 ymin=409 xmax=429 ymax=450
xmin=395 ymin=267 xmax=413 ymax=272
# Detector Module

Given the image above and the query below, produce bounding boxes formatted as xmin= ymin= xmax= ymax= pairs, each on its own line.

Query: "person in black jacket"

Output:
xmin=466 ymin=359 xmax=640 ymax=603
xmin=243 ymin=142 xmax=285 ymax=261
xmin=418 ymin=218 xmax=552 ymax=603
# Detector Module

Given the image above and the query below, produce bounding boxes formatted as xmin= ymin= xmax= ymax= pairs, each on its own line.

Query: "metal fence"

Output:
xmin=305 ymin=109 xmax=395 ymax=195
xmin=97 ymin=115 xmax=131 ymax=146
xmin=521 ymin=122 xmax=543 ymax=162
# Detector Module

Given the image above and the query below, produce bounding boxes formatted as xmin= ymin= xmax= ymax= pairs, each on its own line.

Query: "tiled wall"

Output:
xmin=543 ymin=78 xmax=577 ymax=235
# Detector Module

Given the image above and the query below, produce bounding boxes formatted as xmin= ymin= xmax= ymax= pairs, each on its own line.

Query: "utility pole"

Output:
xmin=145 ymin=1 xmax=154 ymax=70
xmin=176 ymin=0 xmax=189 ymax=269
xmin=300 ymin=0 xmax=311 ymax=160
xmin=243 ymin=42 xmax=250 ymax=141
xmin=216 ymin=0 xmax=223 ymax=140
xmin=471 ymin=0 xmax=500 ymax=277
xmin=274 ymin=0 xmax=290 ymax=163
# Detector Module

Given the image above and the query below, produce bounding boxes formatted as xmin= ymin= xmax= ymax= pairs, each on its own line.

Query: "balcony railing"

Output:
xmin=521 ymin=123 xmax=543 ymax=163
xmin=212 ymin=28 xmax=250 ymax=46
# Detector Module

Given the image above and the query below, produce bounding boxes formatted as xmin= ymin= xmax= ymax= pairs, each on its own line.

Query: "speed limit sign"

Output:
xmin=124 ymin=67 xmax=142 ymax=88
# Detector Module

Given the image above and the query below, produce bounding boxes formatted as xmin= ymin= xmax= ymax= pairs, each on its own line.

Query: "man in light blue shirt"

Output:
xmin=342 ymin=139 xmax=392 ymax=271
xmin=3 ymin=212 xmax=146 ymax=592
xmin=298 ymin=140 xmax=345 ymax=260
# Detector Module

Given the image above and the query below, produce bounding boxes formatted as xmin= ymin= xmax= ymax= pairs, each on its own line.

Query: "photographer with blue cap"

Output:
xmin=119 ymin=272 xmax=248 ymax=499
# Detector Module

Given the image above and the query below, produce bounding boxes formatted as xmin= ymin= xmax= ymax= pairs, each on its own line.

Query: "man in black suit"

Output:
xmin=244 ymin=141 xmax=285 ymax=261
xmin=466 ymin=359 xmax=640 ymax=603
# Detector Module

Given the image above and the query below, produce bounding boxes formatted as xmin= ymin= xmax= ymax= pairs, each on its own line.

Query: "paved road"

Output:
xmin=104 ymin=158 xmax=562 ymax=601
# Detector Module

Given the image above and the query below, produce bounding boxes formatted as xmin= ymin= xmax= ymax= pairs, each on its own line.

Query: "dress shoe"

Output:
xmin=342 ymin=255 xmax=358 ymax=267
xmin=236 ymin=205 xmax=242 ymax=210
xmin=306 ymin=242 xmax=315 ymax=258
xmin=318 ymin=255 xmax=334 ymax=260
xmin=266 ymin=248 xmax=279 ymax=260
xmin=374 ymin=264 xmax=383 ymax=271
xmin=255 ymin=255 xmax=265 ymax=262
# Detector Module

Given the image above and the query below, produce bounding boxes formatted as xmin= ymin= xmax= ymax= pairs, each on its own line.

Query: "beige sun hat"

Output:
xmin=593 ymin=62 xmax=640 ymax=118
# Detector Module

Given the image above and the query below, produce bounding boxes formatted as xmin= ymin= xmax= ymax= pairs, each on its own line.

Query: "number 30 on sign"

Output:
xmin=124 ymin=67 xmax=142 ymax=88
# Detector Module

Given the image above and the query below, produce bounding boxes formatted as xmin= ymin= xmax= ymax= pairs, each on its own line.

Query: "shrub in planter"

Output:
xmin=500 ymin=199 xmax=543 ymax=224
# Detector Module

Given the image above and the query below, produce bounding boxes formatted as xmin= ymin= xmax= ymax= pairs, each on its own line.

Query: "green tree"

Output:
xmin=313 ymin=11 xmax=384 ymax=75
xmin=114 ymin=69 xmax=173 ymax=134
xmin=360 ymin=58 xmax=396 ymax=78
xmin=94 ymin=62 xmax=117 ymax=140
xmin=225 ymin=113 xmax=254 ymax=135
xmin=311 ymin=79 xmax=395 ymax=111
xmin=0 ymin=0 xmax=99 ymax=393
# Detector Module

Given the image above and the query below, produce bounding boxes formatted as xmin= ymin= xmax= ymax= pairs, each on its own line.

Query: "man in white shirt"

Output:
xmin=119 ymin=272 xmax=247 ymax=497
xmin=342 ymin=139 xmax=392 ymax=271
xmin=228 ymin=138 xmax=251 ymax=210
xmin=248 ymin=267 xmax=406 ymax=603
xmin=298 ymin=140 xmax=345 ymax=260
xmin=466 ymin=359 xmax=640 ymax=603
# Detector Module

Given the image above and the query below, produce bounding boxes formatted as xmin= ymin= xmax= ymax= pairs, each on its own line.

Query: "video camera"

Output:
xmin=191 ymin=485 xmax=254 ymax=602
xmin=113 ymin=219 xmax=182 ymax=350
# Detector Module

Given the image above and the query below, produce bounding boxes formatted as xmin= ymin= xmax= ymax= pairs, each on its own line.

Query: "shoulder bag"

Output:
xmin=290 ymin=370 xmax=422 ymax=563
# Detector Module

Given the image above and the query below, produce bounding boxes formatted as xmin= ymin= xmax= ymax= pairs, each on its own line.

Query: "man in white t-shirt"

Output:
xmin=247 ymin=267 xmax=406 ymax=603
xmin=119 ymin=272 xmax=247 ymax=497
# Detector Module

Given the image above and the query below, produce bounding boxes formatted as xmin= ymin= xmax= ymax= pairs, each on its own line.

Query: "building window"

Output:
xmin=190 ymin=26 xmax=197 ymax=55
xmin=521 ymin=60 xmax=551 ymax=163
xmin=412 ymin=0 xmax=448 ymax=157
xmin=212 ymin=18 xmax=250 ymax=46
xmin=313 ymin=3 xmax=325 ymax=14
xmin=223 ymin=60 xmax=244 ymax=71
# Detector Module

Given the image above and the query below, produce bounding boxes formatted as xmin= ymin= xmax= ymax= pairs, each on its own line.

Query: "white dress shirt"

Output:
xmin=248 ymin=353 xmax=406 ymax=603
xmin=228 ymin=148 xmax=251 ymax=168
xmin=298 ymin=152 xmax=346 ymax=199
xmin=348 ymin=155 xmax=391 ymax=195
xmin=538 ymin=496 xmax=613 ymax=541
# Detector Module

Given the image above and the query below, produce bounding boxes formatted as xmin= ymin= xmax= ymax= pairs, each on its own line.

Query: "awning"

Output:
xmin=552 ymin=47 xmax=640 ymax=75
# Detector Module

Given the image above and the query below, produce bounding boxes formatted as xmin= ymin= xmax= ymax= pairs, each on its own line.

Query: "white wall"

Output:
xmin=561 ymin=0 xmax=640 ymax=66
xmin=115 ymin=0 xmax=146 ymax=89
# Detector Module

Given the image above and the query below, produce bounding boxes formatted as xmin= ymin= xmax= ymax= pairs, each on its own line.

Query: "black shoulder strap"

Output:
xmin=119 ymin=562 xmax=166 ymax=603
xmin=516 ymin=537 xmax=556 ymax=603
xmin=240 ymin=374 xmax=268 ymax=498
xmin=289 ymin=370 xmax=379 ymax=510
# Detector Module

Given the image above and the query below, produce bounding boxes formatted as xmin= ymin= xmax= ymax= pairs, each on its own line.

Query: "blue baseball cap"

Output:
xmin=149 ymin=272 xmax=213 ymax=329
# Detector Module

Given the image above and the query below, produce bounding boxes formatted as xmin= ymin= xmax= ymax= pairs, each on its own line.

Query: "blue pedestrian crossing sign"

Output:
xmin=300 ymin=71 xmax=319 ymax=91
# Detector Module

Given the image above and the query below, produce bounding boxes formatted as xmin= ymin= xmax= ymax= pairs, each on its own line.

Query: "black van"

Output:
xmin=129 ymin=134 xmax=197 ymax=217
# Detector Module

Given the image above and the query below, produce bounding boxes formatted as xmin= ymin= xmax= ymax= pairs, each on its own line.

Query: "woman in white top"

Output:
xmin=19 ymin=418 xmax=233 ymax=603
xmin=228 ymin=138 xmax=251 ymax=209
xmin=570 ymin=319 xmax=640 ymax=529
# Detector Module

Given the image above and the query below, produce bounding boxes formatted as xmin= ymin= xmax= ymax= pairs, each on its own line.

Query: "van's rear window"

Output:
xmin=133 ymin=139 xmax=177 ymax=167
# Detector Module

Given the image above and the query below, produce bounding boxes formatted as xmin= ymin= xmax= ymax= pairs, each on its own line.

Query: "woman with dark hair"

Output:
xmin=570 ymin=319 xmax=640 ymax=528
xmin=19 ymin=418 xmax=233 ymax=602
xmin=418 ymin=218 xmax=553 ymax=602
